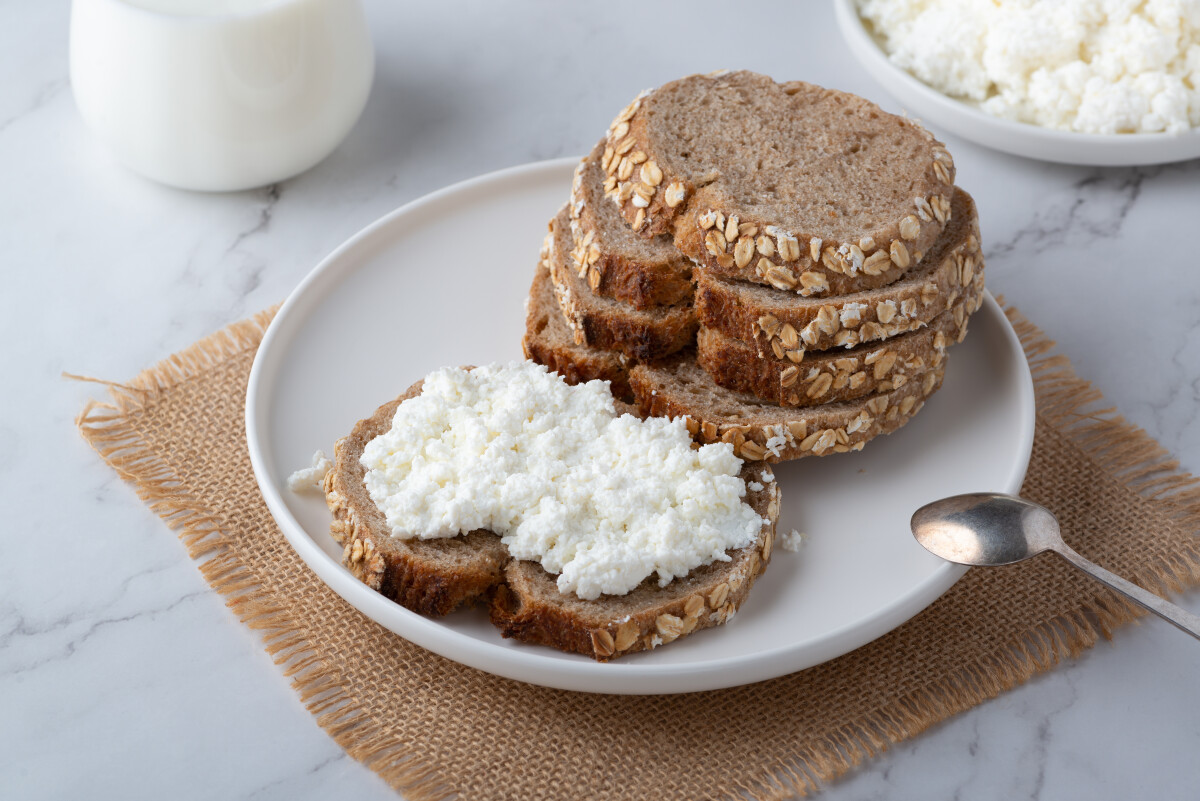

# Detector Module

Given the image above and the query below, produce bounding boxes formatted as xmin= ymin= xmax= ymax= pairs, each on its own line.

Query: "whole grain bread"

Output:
xmin=324 ymin=381 xmax=780 ymax=661
xmin=547 ymin=206 xmax=697 ymax=361
xmin=698 ymin=290 xmax=979 ymax=408
xmin=492 ymin=465 xmax=778 ymax=659
xmin=323 ymin=385 xmax=510 ymax=616
xmin=631 ymin=354 xmax=947 ymax=463
xmin=697 ymin=188 xmax=983 ymax=352
xmin=522 ymin=259 xmax=632 ymax=401
xmin=569 ymin=141 xmax=694 ymax=310
xmin=601 ymin=71 xmax=955 ymax=294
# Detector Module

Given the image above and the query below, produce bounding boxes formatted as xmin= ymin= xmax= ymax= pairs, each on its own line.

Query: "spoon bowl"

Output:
xmin=911 ymin=493 xmax=1062 ymax=567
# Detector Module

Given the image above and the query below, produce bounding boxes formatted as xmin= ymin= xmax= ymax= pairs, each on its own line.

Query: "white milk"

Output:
xmin=69 ymin=0 xmax=374 ymax=191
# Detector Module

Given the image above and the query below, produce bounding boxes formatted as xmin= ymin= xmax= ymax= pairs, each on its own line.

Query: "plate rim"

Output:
xmin=245 ymin=157 xmax=1036 ymax=694
xmin=833 ymin=0 xmax=1200 ymax=166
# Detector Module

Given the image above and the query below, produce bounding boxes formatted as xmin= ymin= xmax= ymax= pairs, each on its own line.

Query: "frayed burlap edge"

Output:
xmin=75 ymin=307 xmax=455 ymax=800
xmin=730 ymin=300 xmax=1200 ymax=801
xmin=74 ymin=302 xmax=1200 ymax=801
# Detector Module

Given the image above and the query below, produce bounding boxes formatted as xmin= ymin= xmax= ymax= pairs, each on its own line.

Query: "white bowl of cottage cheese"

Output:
xmin=835 ymin=0 xmax=1200 ymax=165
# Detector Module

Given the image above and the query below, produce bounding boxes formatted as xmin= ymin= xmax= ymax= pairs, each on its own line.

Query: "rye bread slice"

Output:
xmin=324 ymin=385 xmax=509 ymax=616
xmin=698 ymin=288 xmax=982 ymax=408
xmin=697 ymin=188 xmax=983 ymax=352
xmin=522 ymin=260 xmax=632 ymax=401
xmin=325 ymin=381 xmax=780 ymax=660
xmin=601 ymin=71 xmax=955 ymax=294
xmin=546 ymin=206 xmax=697 ymax=361
xmin=631 ymin=354 xmax=947 ymax=463
xmin=568 ymin=141 xmax=694 ymax=310
xmin=492 ymin=466 xmax=779 ymax=661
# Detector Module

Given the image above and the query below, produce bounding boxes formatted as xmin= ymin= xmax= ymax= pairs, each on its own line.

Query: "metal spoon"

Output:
xmin=912 ymin=493 xmax=1200 ymax=640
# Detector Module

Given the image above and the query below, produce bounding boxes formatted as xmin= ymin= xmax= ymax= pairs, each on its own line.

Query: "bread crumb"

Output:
xmin=781 ymin=529 xmax=806 ymax=553
xmin=748 ymin=481 xmax=764 ymax=492
xmin=288 ymin=450 xmax=331 ymax=492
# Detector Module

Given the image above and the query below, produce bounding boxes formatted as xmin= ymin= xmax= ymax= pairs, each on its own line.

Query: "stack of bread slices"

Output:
xmin=524 ymin=70 xmax=986 ymax=462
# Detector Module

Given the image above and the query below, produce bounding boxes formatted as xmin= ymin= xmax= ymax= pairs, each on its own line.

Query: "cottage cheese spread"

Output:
xmin=781 ymin=529 xmax=806 ymax=553
xmin=287 ymin=450 xmax=332 ymax=492
xmin=858 ymin=0 xmax=1200 ymax=134
xmin=359 ymin=362 xmax=762 ymax=600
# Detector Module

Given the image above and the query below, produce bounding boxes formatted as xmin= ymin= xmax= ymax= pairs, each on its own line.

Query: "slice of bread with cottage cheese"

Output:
xmin=602 ymin=71 xmax=955 ymax=295
xmin=696 ymin=188 xmax=982 ymax=353
xmin=568 ymin=141 xmax=694 ymax=310
xmin=324 ymin=365 xmax=780 ymax=661
xmin=522 ymin=258 xmax=633 ymax=401
xmin=324 ymin=385 xmax=510 ymax=616
xmin=630 ymin=354 xmax=947 ymax=462
xmin=491 ymin=477 xmax=776 ymax=659
xmin=547 ymin=206 xmax=697 ymax=361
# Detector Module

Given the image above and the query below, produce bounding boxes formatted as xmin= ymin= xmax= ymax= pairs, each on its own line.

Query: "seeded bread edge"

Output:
xmin=698 ymin=290 xmax=981 ymax=408
xmin=695 ymin=188 xmax=983 ymax=351
xmin=568 ymin=144 xmax=694 ymax=310
xmin=547 ymin=208 xmax=697 ymax=361
xmin=599 ymin=72 xmax=955 ymax=294
xmin=522 ymin=260 xmax=634 ymax=401
xmin=631 ymin=357 xmax=949 ymax=462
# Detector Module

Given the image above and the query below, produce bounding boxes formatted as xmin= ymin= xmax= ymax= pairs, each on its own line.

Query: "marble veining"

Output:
xmin=2 ymin=1 xmax=1197 ymax=799
xmin=0 ymin=77 xmax=68 ymax=137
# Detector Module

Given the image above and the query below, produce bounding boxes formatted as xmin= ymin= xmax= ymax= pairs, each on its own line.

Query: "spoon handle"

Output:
xmin=1056 ymin=545 xmax=1200 ymax=640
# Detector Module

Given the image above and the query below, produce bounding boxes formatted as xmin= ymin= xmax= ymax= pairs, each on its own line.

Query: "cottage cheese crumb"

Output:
xmin=287 ymin=450 xmax=331 ymax=492
xmin=763 ymin=424 xmax=790 ymax=458
xmin=859 ymin=0 xmax=1200 ymax=134
xmin=360 ymin=362 xmax=763 ymax=600
xmin=781 ymin=530 xmax=806 ymax=553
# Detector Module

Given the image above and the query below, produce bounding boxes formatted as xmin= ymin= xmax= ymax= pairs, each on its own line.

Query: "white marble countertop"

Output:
xmin=4 ymin=1 xmax=1199 ymax=798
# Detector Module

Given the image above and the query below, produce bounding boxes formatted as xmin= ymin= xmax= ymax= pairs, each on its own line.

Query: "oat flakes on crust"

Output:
xmin=601 ymin=71 xmax=954 ymax=295
xmin=697 ymin=188 xmax=983 ymax=352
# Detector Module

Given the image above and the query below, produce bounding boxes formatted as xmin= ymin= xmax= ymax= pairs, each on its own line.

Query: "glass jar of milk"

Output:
xmin=70 ymin=0 xmax=374 ymax=191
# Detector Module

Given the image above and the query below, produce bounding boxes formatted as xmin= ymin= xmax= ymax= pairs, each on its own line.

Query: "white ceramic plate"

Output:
xmin=834 ymin=0 xmax=1200 ymax=166
xmin=246 ymin=158 xmax=1035 ymax=695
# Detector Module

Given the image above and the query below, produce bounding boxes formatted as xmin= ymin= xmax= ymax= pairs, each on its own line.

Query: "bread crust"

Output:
xmin=600 ymin=72 xmax=955 ymax=295
xmin=324 ymin=380 xmax=780 ymax=660
xmin=568 ymin=142 xmax=694 ymax=310
xmin=696 ymin=189 xmax=983 ymax=352
xmin=521 ymin=261 xmax=633 ymax=401
xmin=698 ymin=289 xmax=981 ymax=408
xmin=631 ymin=356 xmax=949 ymax=463
xmin=546 ymin=207 xmax=697 ymax=361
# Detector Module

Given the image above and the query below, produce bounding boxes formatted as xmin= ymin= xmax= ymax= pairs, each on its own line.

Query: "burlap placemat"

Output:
xmin=77 ymin=304 xmax=1200 ymax=801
